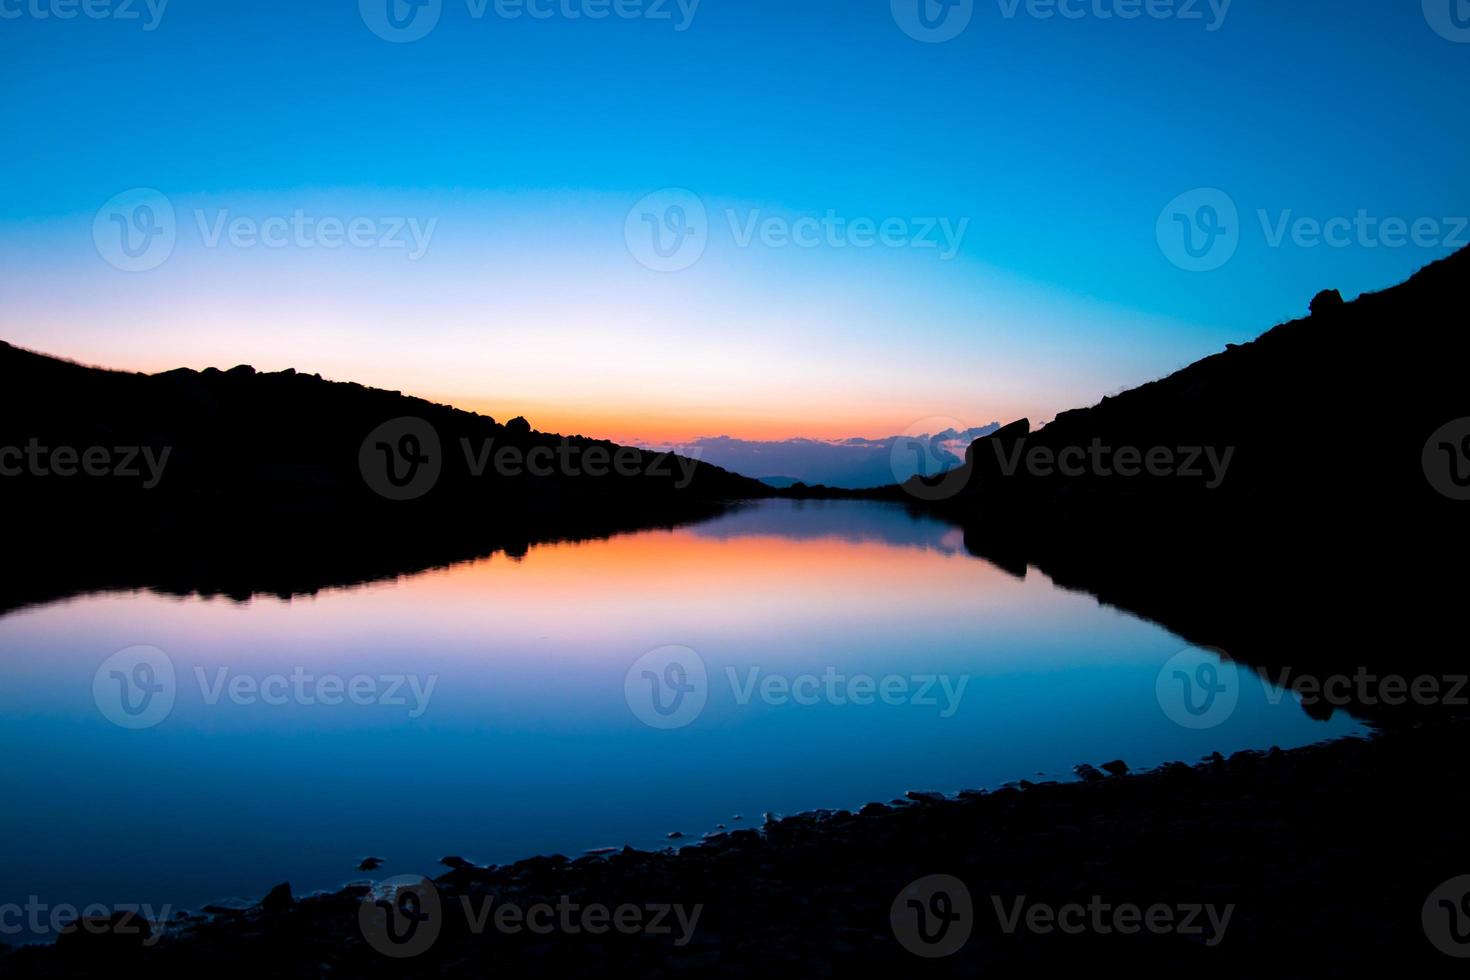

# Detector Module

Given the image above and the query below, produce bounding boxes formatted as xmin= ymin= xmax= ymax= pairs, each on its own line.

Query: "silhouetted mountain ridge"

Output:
xmin=0 ymin=341 xmax=765 ymax=611
xmin=0 ymin=340 xmax=768 ymax=519
xmin=897 ymin=245 xmax=1470 ymax=724
xmin=905 ymin=244 xmax=1470 ymax=530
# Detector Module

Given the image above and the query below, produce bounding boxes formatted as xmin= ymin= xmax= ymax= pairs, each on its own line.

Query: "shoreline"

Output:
xmin=9 ymin=718 xmax=1463 ymax=976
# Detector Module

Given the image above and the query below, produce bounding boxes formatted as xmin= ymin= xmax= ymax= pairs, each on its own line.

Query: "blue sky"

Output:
xmin=1 ymin=0 xmax=1467 ymax=440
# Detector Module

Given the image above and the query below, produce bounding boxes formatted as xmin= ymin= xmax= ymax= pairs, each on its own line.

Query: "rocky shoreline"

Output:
xmin=8 ymin=718 xmax=1468 ymax=977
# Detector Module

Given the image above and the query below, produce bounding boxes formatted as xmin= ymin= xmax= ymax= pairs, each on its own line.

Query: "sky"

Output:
xmin=1 ymin=0 xmax=1467 ymax=443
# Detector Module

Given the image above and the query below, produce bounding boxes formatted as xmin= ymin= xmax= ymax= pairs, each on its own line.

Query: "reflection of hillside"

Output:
xmin=1 ymin=502 xmax=732 ymax=617
xmin=916 ymin=249 xmax=1470 ymax=727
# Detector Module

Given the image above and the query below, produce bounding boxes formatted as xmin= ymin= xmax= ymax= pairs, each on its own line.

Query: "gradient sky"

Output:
xmin=1 ymin=1 xmax=1467 ymax=441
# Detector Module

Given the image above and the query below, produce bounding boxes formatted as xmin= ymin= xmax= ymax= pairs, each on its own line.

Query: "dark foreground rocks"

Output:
xmin=7 ymin=721 xmax=1470 ymax=978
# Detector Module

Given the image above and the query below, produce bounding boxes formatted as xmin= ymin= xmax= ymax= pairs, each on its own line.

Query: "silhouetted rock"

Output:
xmin=439 ymin=855 xmax=474 ymax=870
xmin=904 ymin=790 xmax=945 ymax=803
xmin=506 ymin=415 xmax=532 ymax=436
xmin=357 ymin=857 xmax=383 ymax=871
xmin=1101 ymin=759 xmax=1130 ymax=777
xmin=1310 ymin=287 xmax=1344 ymax=314
xmin=259 ymin=882 xmax=293 ymax=914
xmin=54 ymin=910 xmax=153 ymax=953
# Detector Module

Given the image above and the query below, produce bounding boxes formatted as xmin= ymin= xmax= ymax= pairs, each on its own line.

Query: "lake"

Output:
xmin=0 ymin=499 xmax=1359 ymax=941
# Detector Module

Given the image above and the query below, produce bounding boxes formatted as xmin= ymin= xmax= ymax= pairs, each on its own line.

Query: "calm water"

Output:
xmin=0 ymin=500 xmax=1357 ymax=939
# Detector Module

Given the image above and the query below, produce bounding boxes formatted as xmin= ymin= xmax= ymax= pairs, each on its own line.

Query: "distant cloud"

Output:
xmin=645 ymin=424 xmax=1001 ymax=489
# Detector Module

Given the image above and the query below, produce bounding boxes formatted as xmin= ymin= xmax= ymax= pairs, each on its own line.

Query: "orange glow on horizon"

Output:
xmin=7 ymin=337 xmax=1023 ymax=445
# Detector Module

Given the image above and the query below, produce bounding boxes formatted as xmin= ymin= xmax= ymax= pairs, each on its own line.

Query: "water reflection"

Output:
xmin=0 ymin=500 xmax=1358 ymax=943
